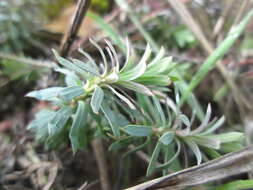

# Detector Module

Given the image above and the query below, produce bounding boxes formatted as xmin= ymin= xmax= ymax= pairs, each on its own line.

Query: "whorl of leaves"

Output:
xmin=26 ymin=40 xmax=244 ymax=175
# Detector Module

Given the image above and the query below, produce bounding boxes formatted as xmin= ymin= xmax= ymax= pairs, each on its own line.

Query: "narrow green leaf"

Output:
xmin=137 ymin=93 xmax=158 ymax=124
xmin=119 ymin=44 xmax=151 ymax=81
xmin=28 ymin=109 xmax=55 ymax=130
xmin=120 ymin=37 xmax=134 ymax=72
xmin=123 ymin=125 xmax=152 ymax=137
xmin=47 ymin=107 xmax=73 ymax=136
xmin=147 ymin=142 xmax=162 ymax=176
xmin=202 ymin=116 xmax=225 ymax=135
xmin=159 ymin=132 xmax=174 ymax=145
xmin=165 ymin=96 xmax=178 ymax=114
xmin=152 ymin=96 xmax=166 ymax=126
xmin=53 ymin=50 xmax=88 ymax=78
xmin=55 ymin=68 xmax=81 ymax=86
xmin=78 ymin=48 xmax=99 ymax=72
xmin=46 ymin=107 xmax=73 ymax=148
xmin=60 ymin=86 xmax=85 ymax=101
xmin=114 ymin=112 xmax=130 ymax=127
xmin=169 ymin=75 xmax=180 ymax=82
xmin=145 ymin=57 xmax=173 ymax=75
xmin=179 ymin=114 xmax=191 ymax=128
xmin=113 ymin=97 xmax=142 ymax=122
xmin=123 ymin=137 xmax=151 ymax=158
xmin=134 ymin=75 xmax=170 ymax=86
xmin=191 ymin=135 xmax=220 ymax=149
xmin=109 ymin=136 xmax=134 ymax=151
xmin=209 ymin=132 xmax=244 ymax=143
xmin=201 ymin=147 xmax=221 ymax=159
xmin=46 ymin=131 xmax=66 ymax=148
xmin=117 ymin=81 xmax=153 ymax=96
xmin=70 ymin=101 xmax=88 ymax=153
xmin=26 ymin=87 xmax=63 ymax=101
xmin=105 ymin=39 xmax=120 ymax=72
xmin=220 ymin=142 xmax=244 ymax=153
xmin=157 ymin=139 xmax=181 ymax=169
xmin=107 ymin=85 xmax=136 ymax=109
xmin=101 ymin=102 xmax=120 ymax=136
xmin=91 ymin=86 xmax=104 ymax=114
xmin=192 ymin=103 xmax=212 ymax=134
xmin=89 ymin=39 xmax=109 ymax=75
xmin=149 ymin=47 xmax=165 ymax=66
xmin=72 ymin=59 xmax=100 ymax=76
xmin=173 ymin=75 xmax=204 ymax=120
xmin=185 ymin=139 xmax=202 ymax=165
xmin=27 ymin=109 xmax=56 ymax=142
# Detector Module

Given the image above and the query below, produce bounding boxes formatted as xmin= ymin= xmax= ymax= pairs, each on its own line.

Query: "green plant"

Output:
xmin=0 ymin=0 xmax=46 ymax=53
xmin=0 ymin=0 xmax=55 ymax=87
xmin=26 ymin=39 xmax=244 ymax=176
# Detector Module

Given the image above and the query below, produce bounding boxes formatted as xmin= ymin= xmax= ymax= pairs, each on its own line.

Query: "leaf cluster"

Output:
xmin=0 ymin=0 xmax=46 ymax=53
xmin=26 ymin=40 xmax=244 ymax=175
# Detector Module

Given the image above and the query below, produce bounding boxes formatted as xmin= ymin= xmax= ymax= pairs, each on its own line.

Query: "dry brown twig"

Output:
xmin=77 ymin=181 xmax=88 ymax=190
xmin=213 ymin=0 xmax=236 ymax=38
xmin=125 ymin=146 xmax=253 ymax=190
xmin=42 ymin=163 xmax=58 ymax=190
xmin=232 ymin=0 xmax=251 ymax=28
xmin=0 ymin=52 xmax=55 ymax=68
xmin=91 ymin=139 xmax=111 ymax=190
xmin=82 ymin=180 xmax=100 ymax=190
xmin=60 ymin=0 xmax=91 ymax=57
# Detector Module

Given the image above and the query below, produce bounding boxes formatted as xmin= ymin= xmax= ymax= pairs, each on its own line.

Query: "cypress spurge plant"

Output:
xmin=26 ymin=39 xmax=244 ymax=175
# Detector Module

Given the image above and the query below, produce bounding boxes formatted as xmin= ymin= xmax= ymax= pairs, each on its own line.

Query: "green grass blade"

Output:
xmin=182 ymin=9 xmax=253 ymax=103
xmin=213 ymin=180 xmax=253 ymax=190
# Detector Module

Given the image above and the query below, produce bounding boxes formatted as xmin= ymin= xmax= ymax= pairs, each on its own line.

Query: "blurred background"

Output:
xmin=0 ymin=0 xmax=253 ymax=189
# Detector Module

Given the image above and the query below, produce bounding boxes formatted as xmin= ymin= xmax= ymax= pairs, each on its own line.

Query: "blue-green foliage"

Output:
xmin=26 ymin=40 xmax=244 ymax=175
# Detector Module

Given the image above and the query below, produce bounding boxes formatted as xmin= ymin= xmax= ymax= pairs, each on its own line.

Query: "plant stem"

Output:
xmin=60 ymin=0 xmax=91 ymax=57
xmin=91 ymin=139 xmax=111 ymax=190
xmin=0 ymin=52 xmax=55 ymax=68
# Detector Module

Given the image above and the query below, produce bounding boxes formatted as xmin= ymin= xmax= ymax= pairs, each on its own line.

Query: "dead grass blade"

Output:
xmin=42 ymin=163 xmax=58 ymax=190
xmin=91 ymin=139 xmax=111 ymax=190
xmin=125 ymin=146 xmax=253 ymax=190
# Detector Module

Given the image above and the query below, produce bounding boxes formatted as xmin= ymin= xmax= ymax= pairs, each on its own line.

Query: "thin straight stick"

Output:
xmin=91 ymin=139 xmax=111 ymax=190
xmin=60 ymin=0 xmax=91 ymax=57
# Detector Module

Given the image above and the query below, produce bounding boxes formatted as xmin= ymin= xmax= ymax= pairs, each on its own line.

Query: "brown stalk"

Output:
xmin=125 ymin=146 xmax=253 ymax=190
xmin=60 ymin=0 xmax=91 ymax=57
xmin=232 ymin=0 xmax=251 ymax=27
xmin=0 ymin=52 xmax=55 ymax=68
xmin=91 ymin=139 xmax=111 ymax=190
xmin=213 ymin=0 xmax=236 ymax=38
